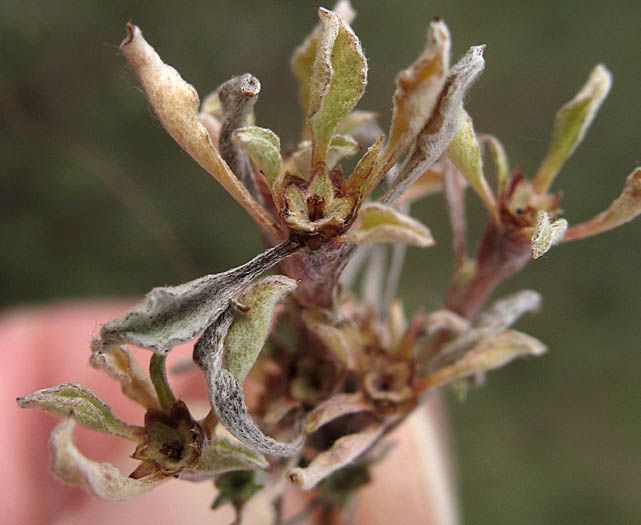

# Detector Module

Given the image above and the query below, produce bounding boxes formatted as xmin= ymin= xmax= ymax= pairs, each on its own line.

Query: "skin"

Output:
xmin=1 ymin=301 xmax=458 ymax=524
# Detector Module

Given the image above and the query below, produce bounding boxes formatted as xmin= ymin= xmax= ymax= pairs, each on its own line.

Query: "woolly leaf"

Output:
xmin=380 ymin=19 xmax=451 ymax=175
xmin=308 ymin=8 xmax=367 ymax=172
xmin=289 ymin=424 xmax=383 ymax=490
xmin=95 ymin=240 xmax=299 ymax=354
xmin=49 ymin=418 xmax=164 ymax=501
xmin=533 ymin=64 xmax=612 ymax=193
xmin=448 ymin=109 xmax=497 ymax=221
xmin=90 ymin=346 xmax=159 ymax=409
xmin=425 ymin=330 xmax=547 ymax=391
xmin=232 ymin=126 xmax=282 ymax=191
xmin=531 ymin=210 xmax=568 ymax=259
xmin=194 ymin=306 xmax=302 ymax=457
xmin=17 ymin=383 xmax=142 ymax=441
xmin=224 ymin=275 xmax=297 ymax=382
xmin=564 ymin=167 xmax=641 ymax=241
xmin=344 ymin=202 xmax=435 ymax=247
xmin=121 ymin=24 xmax=280 ymax=240
xmin=291 ymin=1 xmax=356 ymax=135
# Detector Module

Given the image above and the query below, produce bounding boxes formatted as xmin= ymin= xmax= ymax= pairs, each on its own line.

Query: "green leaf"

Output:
xmin=533 ymin=64 xmax=612 ymax=194
xmin=196 ymin=433 xmax=269 ymax=475
xmin=224 ymin=275 xmax=298 ymax=382
xmin=212 ymin=470 xmax=264 ymax=510
xmin=232 ymin=126 xmax=282 ymax=191
xmin=308 ymin=8 xmax=367 ymax=172
xmin=291 ymin=1 xmax=356 ymax=134
xmin=448 ymin=109 xmax=498 ymax=222
xmin=344 ymin=202 xmax=435 ymax=247
xmin=291 ymin=135 xmax=360 ymax=180
xmin=17 ymin=383 xmax=142 ymax=441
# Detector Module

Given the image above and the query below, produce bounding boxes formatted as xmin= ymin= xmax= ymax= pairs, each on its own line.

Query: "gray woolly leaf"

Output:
xmin=96 ymin=240 xmax=299 ymax=354
xmin=194 ymin=306 xmax=303 ymax=457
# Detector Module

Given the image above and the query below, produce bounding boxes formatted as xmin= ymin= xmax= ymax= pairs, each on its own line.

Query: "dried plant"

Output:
xmin=17 ymin=2 xmax=641 ymax=523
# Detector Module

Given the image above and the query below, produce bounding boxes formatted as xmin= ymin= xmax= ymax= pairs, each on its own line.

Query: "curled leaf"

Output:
xmin=564 ymin=167 xmax=641 ymax=241
xmin=424 ymin=310 xmax=471 ymax=336
xmin=308 ymin=7 xmax=367 ymax=172
xmin=531 ymin=210 xmax=568 ymax=259
xmin=121 ymin=24 xmax=280 ymax=240
xmin=397 ymin=166 xmax=444 ymax=204
xmin=343 ymin=202 xmax=435 ymax=247
xmin=96 ymin=240 xmax=299 ymax=354
xmin=217 ymin=74 xmax=262 ymax=188
xmin=475 ymin=289 xmax=542 ymax=331
xmin=335 ymin=110 xmax=378 ymax=135
xmin=291 ymin=1 xmax=357 ymax=135
xmin=479 ymin=133 xmax=510 ymax=192
xmin=447 ymin=109 xmax=498 ymax=222
xmin=424 ymin=330 xmax=547 ymax=391
xmin=533 ymin=64 xmax=612 ymax=194
xmin=17 ymin=383 xmax=142 ymax=441
xmin=224 ymin=275 xmax=298 ymax=382
xmin=232 ymin=126 xmax=282 ymax=191
xmin=194 ymin=306 xmax=302 ymax=457
xmin=194 ymin=435 xmax=268 ymax=476
xmin=289 ymin=423 xmax=383 ymax=490
xmin=49 ymin=417 xmax=164 ymax=501
xmin=345 ymin=134 xmax=385 ymax=201
xmin=302 ymin=309 xmax=364 ymax=370
xmin=290 ymin=135 xmax=360 ymax=180
xmin=90 ymin=346 xmax=159 ymax=409
xmin=382 ymin=45 xmax=486 ymax=206
xmin=304 ymin=393 xmax=373 ymax=434
xmin=378 ymin=19 xmax=451 ymax=177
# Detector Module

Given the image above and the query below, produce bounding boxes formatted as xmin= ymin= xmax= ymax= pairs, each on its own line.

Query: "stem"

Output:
xmin=149 ymin=353 xmax=177 ymax=411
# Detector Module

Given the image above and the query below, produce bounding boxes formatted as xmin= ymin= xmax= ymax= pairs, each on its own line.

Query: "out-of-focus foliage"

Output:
xmin=2 ymin=0 xmax=639 ymax=522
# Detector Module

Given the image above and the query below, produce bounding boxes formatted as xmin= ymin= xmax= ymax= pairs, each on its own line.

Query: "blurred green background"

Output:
xmin=2 ymin=0 xmax=639 ymax=522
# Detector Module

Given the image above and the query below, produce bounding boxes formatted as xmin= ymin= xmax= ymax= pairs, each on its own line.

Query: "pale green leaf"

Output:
xmin=335 ymin=110 xmax=378 ymax=135
xmin=425 ymin=330 xmax=546 ymax=391
xmin=49 ymin=417 xmax=164 ymax=501
xmin=564 ymin=167 xmax=641 ymax=241
xmin=224 ymin=275 xmax=298 ymax=382
xmin=308 ymin=8 xmax=367 ymax=171
xmin=344 ymin=202 xmax=435 ymax=247
xmin=232 ymin=126 xmax=282 ymax=191
xmin=533 ymin=64 xmax=612 ymax=193
xmin=90 ymin=346 xmax=159 ymax=409
xmin=479 ymin=134 xmax=510 ymax=192
xmin=291 ymin=1 xmax=356 ymax=131
xmin=195 ymin=432 xmax=269 ymax=475
xmin=448 ymin=109 xmax=498 ymax=222
xmin=18 ymin=383 xmax=142 ymax=441
xmin=531 ymin=210 xmax=568 ymax=259
xmin=289 ymin=423 xmax=383 ymax=490
xmin=291 ymin=135 xmax=360 ymax=180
